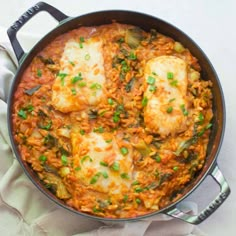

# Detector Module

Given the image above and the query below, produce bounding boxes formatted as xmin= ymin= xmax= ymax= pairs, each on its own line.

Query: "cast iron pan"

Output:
xmin=7 ymin=2 xmax=230 ymax=224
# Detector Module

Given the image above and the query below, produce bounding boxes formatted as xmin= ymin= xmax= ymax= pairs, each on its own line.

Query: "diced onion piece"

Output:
xmin=59 ymin=166 xmax=71 ymax=177
xmin=174 ymin=42 xmax=185 ymax=53
xmin=57 ymin=128 xmax=71 ymax=138
xmin=190 ymin=69 xmax=200 ymax=81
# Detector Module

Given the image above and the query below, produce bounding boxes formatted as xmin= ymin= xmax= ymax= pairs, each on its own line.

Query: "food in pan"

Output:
xmin=12 ymin=23 xmax=213 ymax=218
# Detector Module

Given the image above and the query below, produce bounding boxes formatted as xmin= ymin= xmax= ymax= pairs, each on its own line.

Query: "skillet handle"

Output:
xmin=7 ymin=1 xmax=68 ymax=63
xmin=165 ymin=164 xmax=230 ymax=224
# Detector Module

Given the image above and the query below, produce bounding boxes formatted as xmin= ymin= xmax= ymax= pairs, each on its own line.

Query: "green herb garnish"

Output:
xmin=18 ymin=109 xmax=27 ymax=119
xmin=147 ymin=76 xmax=156 ymax=85
xmin=39 ymin=155 xmax=47 ymax=163
xmin=166 ymin=106 xmax=173 ymax=113
xmin=120 ymin=173 xmax=130 ymax=179
xmin=167 ymin=72 xmax=174 ymax=79
xmin=111 ymin=162 xmax=120 ymax=171
xmin=141 ymin=96 xmax=148 ymax=107
xmin=81 ymin=155 xmax=92 ymax=163
xmin=61 ymin=155 xmax=68 ymax=165
xmin=37 ymin=69 xmax=42 ymax=77
xmin=100 ymin=161 xmax=108 ymax=167
xmin=120 ymin=147 xmax=129 ymax=156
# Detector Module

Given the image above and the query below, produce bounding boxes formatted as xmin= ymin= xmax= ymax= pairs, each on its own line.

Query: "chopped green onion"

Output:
xmin=80 ymin=129 xmax=85 ymax=135
xmin=135 ymin=198 xmax=141 ymax=204
xmin=111 ymin=162 xmax=120 ymax=171
xmin=169 ymin=98 xmax=176 ymax=103
xmin=26 ymin=105 xmax=34 ymax=112
xmin=69 ymin=61 xmax=75 ymax=66
xmin=128 ymin=51 xmax=137 ymax=60
xmin=80 ymin=36 xmax=85 ymax=42
xmin=121 ymin=60 xmax=130 ymax=73
xmin=74 ymin=167 xmax=81 ymax=171
xmin=85 ymin=54 xmax=90 ymax=60
xmin=153 ymin=155 xmax=162 ymax=163
xmin=90 ymin=83 xmax=102 ymax=90
xmin=58 ymin=73 xmax=67 ymax=86
xmin=102 ymin=172 xmax=109 ymax=179
xmin=180 ymin=104 xmax=188 ymax=116
xmin=123 ymin=194 xmax=128 ymax=202
xmin=149 ymin=85 xmax=156 ymax=92
xmin=99 ymin=110 xmax=107 ymax=117
xmin=118 ymin=37 xmax=125 ymax=43
xmin=90 ymin=173 xmax=100 ymax=184
xmin=37 ymin=69 xmax=42 ymax=77
xmin=131 ymin=180 xmax=140 ymax=186
xmin=206 ymin=123 xmax=213 ymax=129
xmin=71 ymin=88 xmax=77 ymax=95
xmin=113 ymin=113 xmax=120 ymax=123
xmin=18 ymin=109 xmax=27 ymax=119
xmin=152 ymin=71 xmax=157 ymax=76
xmin=108 ymin=98 xmax=114 ymax=105
xmin=93 ymin=126 xmax=104 ymax=133
xmin=173 ymin=166 xmax=179 ymax=171
xmin=39 ymin=155 xmax=47 ymax=163
xmin=78 ymin=81 xmax=86 ymax=87
xmin=120 ymin=147 xmax=129 ymax=156
xmin=79 ymin=36 xmax=85 ymax=48
xmin=120 ymin=173 xmax=130 ymax=179
xmin=71 ymin=73 xmax=83 ymax=84
xmin=147 ymin=76 xmax=156 ymax=85
xmin=198 ymin=112 xmax=204 ymax=123
xmin=167 ymin=72 xmax=174 ymax=79
xmin=135 ymin=187 xmax=144 ymax=193
xmin=105 ymin=139 xmax=112 ymax=143
xmin=166 ymin=106 xmax=173 ymax=113
xmin=61 ymin=155 xmax=68 ymax=165
xmin=92 ymin=206 xmax=102 ymax=213
xmin=100 ymin=161 xmax=108 ymax=167
xmin=170 ymin=79 xmax=178 ymax=86
xmin=39 ymin=120 xmax=52 ymax=130
xmin=141 ymin=96 xmax=148 ymax=107
xmin=81 ymin=155 xmax=92 ymax=163
xmin=198 ymin=123 xmax=213 ymax=136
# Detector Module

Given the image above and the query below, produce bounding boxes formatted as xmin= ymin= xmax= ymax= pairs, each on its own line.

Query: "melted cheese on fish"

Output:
xmin=71 ymin=131 xmax=133 ymax=194
xmin=51 ymin=37 xmax=106 ymax=113
xmin=144 ymin=56 xmax=188 ymax=137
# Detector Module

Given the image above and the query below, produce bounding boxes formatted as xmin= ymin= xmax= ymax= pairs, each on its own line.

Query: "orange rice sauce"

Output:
xmin=12 ymin=23 xmax=213 ymax=218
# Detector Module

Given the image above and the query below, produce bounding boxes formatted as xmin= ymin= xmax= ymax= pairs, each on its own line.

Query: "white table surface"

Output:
xmin=0 ymin=0 xmax=235 ymax=235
